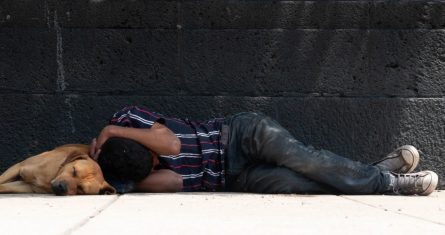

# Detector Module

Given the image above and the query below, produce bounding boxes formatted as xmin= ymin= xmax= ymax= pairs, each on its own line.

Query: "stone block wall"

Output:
xmin=1 ymin=0 xmax=444 ymax=188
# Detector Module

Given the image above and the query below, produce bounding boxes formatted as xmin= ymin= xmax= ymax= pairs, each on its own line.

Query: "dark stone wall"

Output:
xmin=1 ymin=0 xmax=444 ymax=188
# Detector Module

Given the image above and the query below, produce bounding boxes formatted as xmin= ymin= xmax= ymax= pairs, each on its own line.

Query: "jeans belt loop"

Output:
xmin=221 ymin=124 xmax=229 ymax=148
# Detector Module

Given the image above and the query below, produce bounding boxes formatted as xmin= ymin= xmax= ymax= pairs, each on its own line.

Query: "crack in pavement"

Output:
xmin=63 ymin=195 xmax=121 ymax=235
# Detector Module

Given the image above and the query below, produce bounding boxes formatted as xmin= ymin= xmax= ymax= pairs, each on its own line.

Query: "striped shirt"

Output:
xmin=109 ymin=106 xmax=226 ymax=192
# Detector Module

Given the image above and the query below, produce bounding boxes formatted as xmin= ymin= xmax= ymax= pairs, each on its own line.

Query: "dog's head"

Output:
xmin=51 ymin=151 xmax=116 ymax=196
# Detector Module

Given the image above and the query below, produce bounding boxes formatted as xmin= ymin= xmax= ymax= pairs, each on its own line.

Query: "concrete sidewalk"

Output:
xmin=0 ymin=191 xmax=444 ymax=235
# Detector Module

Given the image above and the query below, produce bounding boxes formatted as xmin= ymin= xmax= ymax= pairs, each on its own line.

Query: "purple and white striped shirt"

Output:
xmin=109 ymin=106 xmax=226 ymax=191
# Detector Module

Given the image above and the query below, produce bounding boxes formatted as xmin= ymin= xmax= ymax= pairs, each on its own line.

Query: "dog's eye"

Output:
xmin=72 ymin=167 xmax=77 ymax=177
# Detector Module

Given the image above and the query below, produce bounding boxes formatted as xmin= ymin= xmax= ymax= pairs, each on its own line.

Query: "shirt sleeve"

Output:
xmin=109 ymin=106 xmax=164 ymax=128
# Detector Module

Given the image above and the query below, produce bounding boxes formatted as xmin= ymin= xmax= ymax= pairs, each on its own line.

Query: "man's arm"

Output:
xmin=91 ymin=122 xmax=181 ymax=159
xmin=135 ymin=169 xmax=183 ymax=192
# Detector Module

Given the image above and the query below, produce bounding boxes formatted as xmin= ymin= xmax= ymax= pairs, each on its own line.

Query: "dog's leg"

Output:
xmin=0 ymin=163 xmax=21 ymax=184
xmin=0 ymin=181 xmax=36 ymax=193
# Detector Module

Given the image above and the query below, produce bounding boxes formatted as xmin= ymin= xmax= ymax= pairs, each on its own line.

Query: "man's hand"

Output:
xmin=90 ymin=125 xmax=116 ymax=161
xmin=95 ymin=125 xmax=115 ymax=152
xmin=89 ymin=138 xmax=101 ymax=161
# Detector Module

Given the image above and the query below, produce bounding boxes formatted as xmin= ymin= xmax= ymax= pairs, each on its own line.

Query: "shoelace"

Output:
xmin=393 ymin=173 xmax=423 ymax=194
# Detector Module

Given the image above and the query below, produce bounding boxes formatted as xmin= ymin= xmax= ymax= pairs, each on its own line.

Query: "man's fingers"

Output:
xmin=89 ymin=138 xmax=102 ymax=161
xmin=89 ymin=138 xmax=97 ymax=158
xmin=93 ymin=149 xmax=102 ymax=161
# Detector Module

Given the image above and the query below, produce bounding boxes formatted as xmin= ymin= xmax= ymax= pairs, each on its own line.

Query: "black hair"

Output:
xmin=98 ymin=137 xmax=153 ymax=182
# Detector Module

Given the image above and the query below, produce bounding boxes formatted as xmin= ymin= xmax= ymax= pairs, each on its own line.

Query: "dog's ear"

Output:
xmin=61 ymin=151 xmax=89 ymax=166
xmin=99 ymin=181 xmax=117 ymax=195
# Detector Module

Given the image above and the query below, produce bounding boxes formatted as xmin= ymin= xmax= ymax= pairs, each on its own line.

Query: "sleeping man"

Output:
xmin=90 ymin=106 xmax=438 ymax=196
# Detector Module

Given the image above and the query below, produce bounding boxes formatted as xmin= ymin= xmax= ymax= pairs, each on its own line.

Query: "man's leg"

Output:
xmin=228 ymin=164 xmax=340 ymax=194
xmin=225 ymin=112 xmax=390 ymax=194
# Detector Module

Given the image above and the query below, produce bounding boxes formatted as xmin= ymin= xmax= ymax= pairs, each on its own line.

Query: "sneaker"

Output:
xmin=373 ymin=145 xmax=419 ymax=173
xmin=389 ymin=170 xmax=438 ymax=196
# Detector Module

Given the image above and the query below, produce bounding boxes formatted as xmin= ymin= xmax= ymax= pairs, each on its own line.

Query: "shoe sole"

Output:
xmin=419 ymin=170 xmax=438 ymax=196
xmin=398 ymin=145 xmax=420 ymax=173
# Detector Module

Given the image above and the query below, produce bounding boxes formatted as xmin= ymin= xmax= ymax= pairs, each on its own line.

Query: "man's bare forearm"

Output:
xmin=135 ymin=169 xmax=183 ymax=192
xmin=94 ymin=124 xmax=181 ymax=157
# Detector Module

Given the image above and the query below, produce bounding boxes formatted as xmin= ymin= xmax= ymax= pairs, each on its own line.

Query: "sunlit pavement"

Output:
xmin=1 ymin=191 xmax=444 ymax=235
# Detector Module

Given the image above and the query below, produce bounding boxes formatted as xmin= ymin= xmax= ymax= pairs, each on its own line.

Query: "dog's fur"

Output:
xmin=0 ymin=144 xmax=116 ymax=195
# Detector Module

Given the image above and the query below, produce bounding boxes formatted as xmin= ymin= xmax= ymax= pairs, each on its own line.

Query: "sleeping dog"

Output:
xmin=0 ymin=144 xmax=116 ymax=195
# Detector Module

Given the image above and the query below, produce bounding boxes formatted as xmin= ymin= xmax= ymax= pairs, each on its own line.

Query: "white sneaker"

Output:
xmin=389 ymin=170 xmax=438 ymax=196
xmin=374 ymin=145 xmax=419 ymax=173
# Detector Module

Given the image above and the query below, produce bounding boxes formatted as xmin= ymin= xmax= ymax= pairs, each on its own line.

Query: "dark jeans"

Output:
xmin=224 ymin=112 xmax=391 ymax=194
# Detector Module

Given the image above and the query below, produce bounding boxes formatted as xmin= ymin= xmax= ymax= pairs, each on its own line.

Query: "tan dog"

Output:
xmin=0 ymin=144 xmax=116 ymax=195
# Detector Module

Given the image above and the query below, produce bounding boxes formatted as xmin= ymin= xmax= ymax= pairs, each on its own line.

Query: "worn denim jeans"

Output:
xmin=224 ymin=112 xmax=391 ymax=194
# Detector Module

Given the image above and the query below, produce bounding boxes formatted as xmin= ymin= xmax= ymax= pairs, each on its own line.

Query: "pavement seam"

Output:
xmin=340 ymin=195 xmax=445 ymax=227
xmin=63 ymin=195 xmax=121 ymax=235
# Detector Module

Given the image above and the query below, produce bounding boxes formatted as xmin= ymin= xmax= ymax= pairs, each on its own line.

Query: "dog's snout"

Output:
xmin=51 ymin=181 xmax=68 ymax=196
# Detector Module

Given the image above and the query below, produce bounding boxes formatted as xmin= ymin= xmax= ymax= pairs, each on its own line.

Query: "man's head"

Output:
xmin=98 ymin=137 xmax=153 ymax=182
